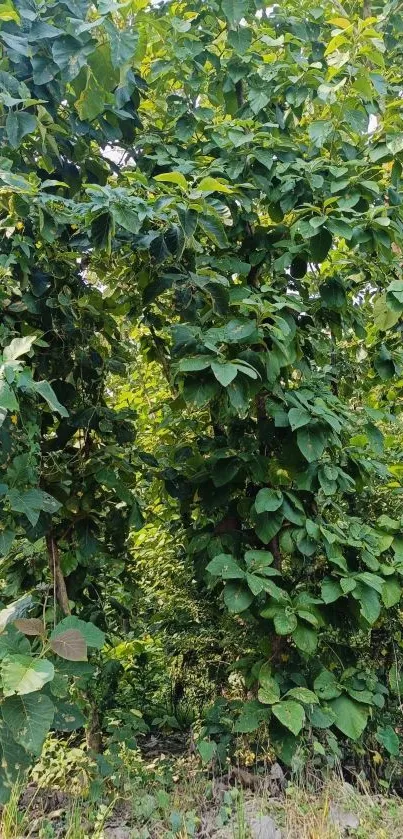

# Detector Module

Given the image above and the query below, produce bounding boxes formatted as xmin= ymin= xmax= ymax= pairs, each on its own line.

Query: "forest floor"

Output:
xmin=5 ymin=747 xmax=403 ymax=839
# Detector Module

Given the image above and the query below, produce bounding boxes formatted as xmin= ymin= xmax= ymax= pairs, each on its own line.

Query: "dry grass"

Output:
xmin=2 ymin=764 xmax=403 ymax=838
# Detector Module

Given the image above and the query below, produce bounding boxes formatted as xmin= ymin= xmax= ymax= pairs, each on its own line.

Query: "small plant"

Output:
xmin=0 ymin=599 xmax=104 ymax=800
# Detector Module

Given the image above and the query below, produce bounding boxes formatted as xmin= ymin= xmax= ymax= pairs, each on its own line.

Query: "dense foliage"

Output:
xmin=1 ymin=0 xmax=403 ymax=798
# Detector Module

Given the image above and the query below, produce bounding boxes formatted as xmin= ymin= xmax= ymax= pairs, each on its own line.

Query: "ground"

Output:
xmin=4 ymin=741 xmax=403 ymax=839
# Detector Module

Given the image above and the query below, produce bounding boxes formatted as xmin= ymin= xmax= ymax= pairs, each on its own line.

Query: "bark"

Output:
xmin=46 ymin=533 xmax=70 ymax=616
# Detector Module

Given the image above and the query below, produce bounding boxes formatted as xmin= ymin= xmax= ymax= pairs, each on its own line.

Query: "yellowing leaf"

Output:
xmin=0 ymin=0 xmax=20 ymax=22
xmin=197 ymin=177 xmax=232 ymax=194
xmin=328 ymin=17 xmax=351 ymax=29
xmin=154 ymin=172 xmax=188 ymax=190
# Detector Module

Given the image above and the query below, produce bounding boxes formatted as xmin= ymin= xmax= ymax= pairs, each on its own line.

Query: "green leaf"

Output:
xmin=0 ymin=381 xmax=18 ymax=412
xmin=292 ymin=625 xmax=318 ymax=654
xmin=272 ymin=701 xmax=305 ymax=736
xmin=7 ymin=488 xmax=61 ymax=527
xmin=197 ymin=739 xmax=216 ymax=763
xmin=6 ymin=111 xmax=36 ymax=148
xmin=286 ymin=687 xmax=318 ymax=704
xmin=254 ymin=488 xmax=283 ymax=514
xmin=0 ymin=531 xmax=15 ymax=558
xmin=3 ymin=335 xmax=36 ymax=361
xmin=1 ymin=656 xmax=54 ymax=696
xmin=2 ymin=692 xmax=54 ymax=755
xmin=178 ymin=356 xmax=211 ymax=372
xmin=288 ymin=407 xmax=311 ymax=431
xmin=246 ymin=573 xmax=264 ymax=595
xmin=273 ymin=611 xmax=298 ymax=635
xmin=206 ymin=554 xmax=244 ymax=579
xmin=382 ymin=577 xmax=401 ymax=608
xmin=32 ymin=380 xmax=69 ymax=417
xmin=198 ymin=177 xmax=232 ymax=194
xmin=105 ymin=20 xmax=138 ymax=68
xmin=321 ymin=578 xmax=343 ymax=604
xmin=356 ymin=584 xmax=381 ymax=625
xmin=211 ymin=361 xmax=238 ymax=386
xmin=373 ymin=295 xmax=400 ymax=332
xmin=297 ymin=425 xmax=327 ymax=462
xmin=198 ymin=216 xmax=228 ymax=248
xmin=154 ymin=172 xmax=188 ymax=190
xmin=221 ymin=0 xmax=248 ymax=26
xmin=309 ymin=706 xmax=336 ymax=729
xmin=376 ymin=725 xmax=400 ymax=756
xmin=309 ymin=228 xmax=332 ymax=262
xmin=253 ymin=511 xmax=283 ymax=544
xmin=183 ymin=378 xmax=219 ymax=407
xmin=234 ymin=702 xmax=263 ymax=732
xmin=313 ymin=670 xmax=342 ymax=700
xmin=329 ymin=695 xmax=369 ymax=740
xmin=0 ymin=722 xmax=30 ymax=804
xmin=91 ymin=212 xmax=114 ymax=251
xmin=227 ymin=27 xmax=252 ymax=54
xmin=308 ymin=120 xmax=333 ymax=147
xmin=112 ymin=203 xmax=141 ymax=234
xmin=245 ymin=550 xmax=274 ymax=571
xmin=211 ymin=458 xmax=239 ymax=487
xmin=75 ymin=72 xmax=104 ymax=121
xmin=52 ymin=702 xmax=86 ymax=732
xmin=51 ymin=618 xmax=104 ymax=650
xmin=259 ymin=662 xmax=279 ymax=691
xmin=258 ymin=677 xmax=281 ymax=705
xmin=223 ymin=582 xmax=253 ymax=613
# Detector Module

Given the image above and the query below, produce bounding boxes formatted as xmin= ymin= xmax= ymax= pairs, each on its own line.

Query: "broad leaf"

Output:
xmin=2 ymin=692 xmax=54 ymax=755
xmin=49 ymin=629 xmax=87 ymax=661
xmin=1 ymin=656 xmax=54 ymax=696
xmin=272 ymin=701 xmax=305 ymax=736
xmin=223 ymin=582 xmax=253 ymax=613
xmin=329 ymin=695 xmax=369 ymax=740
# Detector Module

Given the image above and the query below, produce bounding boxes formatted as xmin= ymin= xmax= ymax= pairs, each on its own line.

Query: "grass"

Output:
xmin=2 ymin=750 xmax=403 ymax=838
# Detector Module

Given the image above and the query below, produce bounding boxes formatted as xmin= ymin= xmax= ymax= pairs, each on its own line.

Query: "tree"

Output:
xmin=0 ymin=0 xmax=146 ymax=796
xmin=1 ymin=0 xmax=403 ymax=793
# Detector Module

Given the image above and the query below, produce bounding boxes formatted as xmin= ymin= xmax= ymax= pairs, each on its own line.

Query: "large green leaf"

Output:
xmin=254 ymin=488 xmax=283 ymax=514
xmin=206 ymin=554 xmax=244 ymax=579
xmin=52 ymin=702 xmax=86 ymax=732
xmin=1 ymin=655 xmax=54 ymax=696
xmin=313 ymin=670 xmax=342 ymax=700
xmin=221 ymin=0 xmax=248 ymax=26
xmin=292 ymin=625 xmax=318 ymax=654
xmin=286 ymin=687 xmax=318 ymax=705
xmin=272 ymin=701 xmax=305 ymax=736
xmin=223 ymin=582 xmax=253 ymax=613
xmin=297 ymin=425 xmax=327 ymax=462
xmin=6 ymin=111 xmax=36 ymax=148
xmin=258 ymin=671 xmax=280 ymax=705
xmin=32 ymin=380 xmax=69 ymax=417
xmin=273 ymin=610 xmax=298 ymax=635
xmin=0 ymin=722 xmax=30 ymax=804
xmin=2 ymin=692 xmax=55 ymax=755
xmin=211 ymin=361 xmax=238 ymax=386
xmin=376 ymin=725 xmax=400 ymax=756
xmin=253 ymin=511 xmax=283 ymax=544
xmin=329 ymin=695 xmax=369 ymax=740
xmin=7 ymin=488 xmax=61 ymax=527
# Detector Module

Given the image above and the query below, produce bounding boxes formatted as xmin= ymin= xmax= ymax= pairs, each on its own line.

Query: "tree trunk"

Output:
xmin=46 ymin=533 xmax=70 ymax=616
